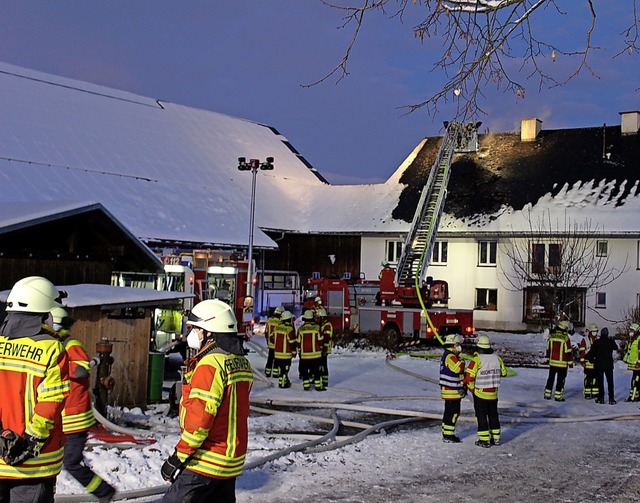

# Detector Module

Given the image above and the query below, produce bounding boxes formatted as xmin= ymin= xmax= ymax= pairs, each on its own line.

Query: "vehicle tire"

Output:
xmin=382 ymin=324 xmax=402 ymax=350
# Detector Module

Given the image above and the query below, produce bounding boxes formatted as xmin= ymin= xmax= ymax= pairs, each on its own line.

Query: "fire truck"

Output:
xmin=304 ymin=122 xmax=478 ymax=345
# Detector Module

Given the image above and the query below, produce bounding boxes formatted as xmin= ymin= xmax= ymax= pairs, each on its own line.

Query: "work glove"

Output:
xmin=1 ymin=432 xmax=44 ymax=466
xmin=161 ymin=451 xmax=184 ymax=483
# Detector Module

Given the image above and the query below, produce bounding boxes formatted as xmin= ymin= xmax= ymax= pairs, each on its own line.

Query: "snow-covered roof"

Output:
xmin=0 ymin=283 xmax=193 ymax=309
xmin=0 ymin=62 xmax=410 ymax=249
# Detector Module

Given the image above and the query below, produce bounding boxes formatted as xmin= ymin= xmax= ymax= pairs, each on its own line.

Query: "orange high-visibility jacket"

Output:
xmin=579 ymin=334 xmax=597 ymax=370
xmin=61 ymin=336 xmax=96 ymax=434
xmin=176 ymin=346 xmax=253 ymax=479
xmin=0 ymin=330 xmax=70 ymax=479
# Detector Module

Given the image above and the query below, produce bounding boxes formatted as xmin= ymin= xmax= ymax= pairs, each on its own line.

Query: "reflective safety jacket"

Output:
xmin=320 ymin=320 xmax=333 ymax=355
xmin=265 ymin=316 xmax=280 ymax=350
xmin=0 ymin=329 xmax=70 ymax=480
xmin=297 ymin=322 xmax=323 ymax=360
xmin=465 ymin=352 xmax=507 ymax=400
xmin=176 ymin=344 xmax=253 ymax=479
xmin=273 ymin=323 xmax=297 ymax=360
xmin=579 ymin=334 xmax=597 ymax=370
xmin=61 ymin=336 xmax=96 ymax=434
xmin=439 ymin=349 xmax=465 ymax=400
xmin=546 ymin=330 xmax=573 ymax=368
xmin=624 ymin=335 xmax=640 ymax=370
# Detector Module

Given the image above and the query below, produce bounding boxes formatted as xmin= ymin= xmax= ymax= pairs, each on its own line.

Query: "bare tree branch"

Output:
xmin=313 ymin=0 xmax=639 ymax=121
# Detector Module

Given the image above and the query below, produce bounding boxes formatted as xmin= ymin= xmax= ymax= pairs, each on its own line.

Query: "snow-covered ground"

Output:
xmin=56 ymin=331 xmax=640 ymax=502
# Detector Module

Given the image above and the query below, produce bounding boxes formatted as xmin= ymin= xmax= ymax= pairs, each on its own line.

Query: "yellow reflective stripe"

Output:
xmin=86 ymin=474 xmax=104 ymax=493
xmin=63 ymin=410 xmax=96 ymax=433
xmin=189 ymin=388 xmax=222 ymax=405
xmin=226 ymin=386 xmax=237 ymax=458
xmin=0 ymin=360 xmax=47 ymax=376
xmin=181 ymin=427 xmax=210 ymax=448
xmin=25 ymin=412 xmax=54 ymax=438
xmin=0 ymin=447 xmax=64 ymax=478
xmin=186 ymin=451 xmax=246 ymax=478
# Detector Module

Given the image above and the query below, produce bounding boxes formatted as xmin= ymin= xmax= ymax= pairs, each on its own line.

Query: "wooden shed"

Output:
xmin=59 ymin=284 xmax=193 ymax=409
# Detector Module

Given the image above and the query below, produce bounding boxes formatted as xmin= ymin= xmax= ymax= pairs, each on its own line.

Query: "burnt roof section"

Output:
xmin=392 ymin=125 xmax=640 ymax=223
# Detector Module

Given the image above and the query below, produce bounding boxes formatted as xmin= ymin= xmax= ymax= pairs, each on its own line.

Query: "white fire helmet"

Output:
xmin=187 ymin=299 xmax=237 ymax=334
xmin=6 ymin=276 xmax=65 ymax=314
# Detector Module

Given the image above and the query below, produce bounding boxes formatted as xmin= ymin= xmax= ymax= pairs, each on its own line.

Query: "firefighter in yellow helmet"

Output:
xmin=0 ymin=276 xmax=70 ymax=502
xmin=579 ymin=323 xmax=599 ymax=399
xmin=623 ymin=322 xmax=640 ymax=402
xmin=161 ymin=299 xmax=253 ymax=502
xmin=297 ymin=310 xmax=325 ymax=391
xmin=544 ymin=320 xmax=574 ymax=401
xmin=439 ymin=334 xmax=465 ymax=443
xmin=264 ymin=306 xmax=283 ymax=378
xmin=273 ymin=311 xmax=297 ymax=389
xmin=465 ymin=335 xmax=507 ymax=447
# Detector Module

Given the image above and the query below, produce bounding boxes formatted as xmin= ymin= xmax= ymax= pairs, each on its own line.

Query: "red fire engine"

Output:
xmin=304 ymin=122 xmax=479 ymax=345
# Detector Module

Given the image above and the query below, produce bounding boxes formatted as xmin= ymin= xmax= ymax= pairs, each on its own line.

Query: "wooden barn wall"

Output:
xmin=262 ymin=234 xmax=361 ymax=282
xmin=0 ymin=258 xmax=112 ymax=292
xmin=68 ymin=307 xmax=151 ymax=408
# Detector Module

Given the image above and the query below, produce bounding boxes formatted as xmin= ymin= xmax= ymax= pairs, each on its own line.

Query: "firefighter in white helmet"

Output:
xmin=0 ymin=276 xmax=70 ymax=502
xmin=579 ymin=323 xmax=599 ymax=399
xmin=543 ymin=320 xmax=574 ymax=401
xmin=465 ymin=335 xmax=507 ymax=447
xmin=161 ymin=299 xmax=253 ymax=502
xmin=264 ymin=306 xmax=283 ymax=378
xmin=439 ymin=334 xmax=465 ymax=443
xmin=51 ymin=306 xmax=116 ymax=501
xmin=623 ymin=322 xmax=640 ymax=402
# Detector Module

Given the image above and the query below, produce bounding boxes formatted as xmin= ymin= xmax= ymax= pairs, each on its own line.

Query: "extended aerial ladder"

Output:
xmin=395 ymin=123 xmax=462 ymax=287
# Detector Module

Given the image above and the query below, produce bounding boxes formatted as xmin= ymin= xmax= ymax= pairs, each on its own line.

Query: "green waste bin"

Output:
xmin=148 ymin=351 xmax=165 ymax=402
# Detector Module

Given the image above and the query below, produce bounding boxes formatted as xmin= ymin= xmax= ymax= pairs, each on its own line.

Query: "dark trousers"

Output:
xmin=265 ymin=348 xmax=276 ymax=376
xmin=162 ymin=468 xmax=236 ymax=503
xmin=320 ymin=354 xmax=329 ymax=387
xmin=628 ymin=370 xmax=640 ymax=400
xmin=545 ymin=366 xmax=568 ymax=399
xmin=583 ymin=367 xmax=598 ymax=397
xmin=299 ymin=357 xmax=324 ymax=390
xmin=595 ymin=368 xmax=614 ymax=401
xmin=274 ymin=358 xmax=292 ymax=388
xmin=442 ymin=398 xmax=461 ymax=437
xmin=0 ymin=478 xmax=55 ymax=503
xmin=63 ymin=431 xmax=114 ymax=498
xmin=472 ymin=394 xmax=500 ymax=442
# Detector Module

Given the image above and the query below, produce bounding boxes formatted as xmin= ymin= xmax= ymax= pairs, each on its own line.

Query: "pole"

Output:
xmin=246 ymin=160 xmax=259 ymax=298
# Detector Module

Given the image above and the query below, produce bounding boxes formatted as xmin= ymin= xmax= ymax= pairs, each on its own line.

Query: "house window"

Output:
xmin=596 ymin=241 xmax=608 ymax=257
xmin=595 ymin=292 xmax=606 ymax=308
xmin=385 ymin=240 xmax=403 ymax=264
xmin=478 ymin=241 xmax=497 ymax=266
xmin=523 ymin=287 xmax=586 ymax=324
xmin=431 ymin=241 xmax=448 ymax=265
xmin=475 ymin=288 xmax=498 ymax=310
xmin=531 ymin=243 xmax=562 ymax=274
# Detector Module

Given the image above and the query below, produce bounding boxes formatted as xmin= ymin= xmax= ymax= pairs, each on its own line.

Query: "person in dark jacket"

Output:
xmin=586 ymin=327 xmax=618 ymax=405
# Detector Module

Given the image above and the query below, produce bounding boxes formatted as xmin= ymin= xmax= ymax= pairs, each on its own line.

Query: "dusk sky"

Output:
xmin=2 ymin=1 xmax=639 ymax=184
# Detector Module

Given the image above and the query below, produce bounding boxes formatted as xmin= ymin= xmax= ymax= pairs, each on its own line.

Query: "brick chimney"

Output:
xmin=619 ymin=111 xmax=640 ymax=135
xmin=521 ymin=118 xmax=542 ymax=142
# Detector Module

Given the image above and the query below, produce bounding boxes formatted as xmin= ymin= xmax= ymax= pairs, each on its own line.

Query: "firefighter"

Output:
xmin=161 ymin=299 xmax=253 ymax=502
xmin=439 ymin=334 xmax=465 ymax=443
xmin=623 ymin=322 xmax=640 ymax=402
xmin=312 ymin=296 xmax=323 ymax=315
xmin=316 ymin=307 xmax=333 ymax=389
xmin=0 ymin=276 xmax=70 ymax=502
xmin=297 ymin=310 xmax=325 ymax=391
xmin=273 ymin=310 xmax=297 ymax=389
xmin=51 ymin=307 xmax=116 ymax=502
xmin=264 ymin=306 xmax=283 ymax=378
xmin=465 ymin=335 xmax=507 ymax=447
xmin=579 ymin=323 xmax=599 ymax=399
xmin=543 ymin=320 xmax=574 ymax=401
